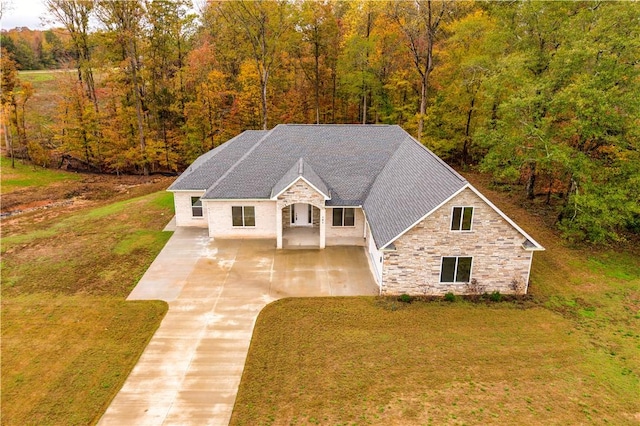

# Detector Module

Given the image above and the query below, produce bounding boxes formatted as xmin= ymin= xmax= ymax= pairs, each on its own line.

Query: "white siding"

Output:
xmin=366 ymin=223 xmax=383 ymax=286
xmin=205 ymin=200 xmax=277 ymax=239
xmin=173 ymin=191 xmax=208 ymax=228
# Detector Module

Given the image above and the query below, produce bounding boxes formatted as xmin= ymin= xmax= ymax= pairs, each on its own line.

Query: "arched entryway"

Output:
xmin=281 ymin=203 xmax=323 ymax=248
xmin=276 ymin=201 xmax=326 ymax=249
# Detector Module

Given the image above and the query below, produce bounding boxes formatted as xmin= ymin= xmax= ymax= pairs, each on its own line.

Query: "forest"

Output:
xmin=1 ymin=0 xmax=638 ymax=244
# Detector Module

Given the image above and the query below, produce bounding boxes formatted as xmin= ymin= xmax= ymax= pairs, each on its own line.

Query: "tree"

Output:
xmin=292 ymin=0 xmax=338 ymax=124
xmin=427 ymin=9 xmax=503 ymax=164
xmin=1 ymin=47 xmax=19 ymax=167
xmin=96 ymin=0 xmax=150 ymax=175
xmin=390 ymin=0 xmax=455 ymax=141
xmin=45 ymin=0 xmax=98 ymax=108
xmin=214 ymin=0 xmax=290 ymax=130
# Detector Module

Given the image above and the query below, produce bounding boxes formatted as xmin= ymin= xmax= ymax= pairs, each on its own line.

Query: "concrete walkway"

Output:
xmin=98 ymin=226 xmax=378 ymax=426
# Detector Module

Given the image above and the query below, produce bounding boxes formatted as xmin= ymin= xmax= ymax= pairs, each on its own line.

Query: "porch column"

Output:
xmin=276 ymin=203 xmax=283 ymax=249
xmin=319 ymin=207 xmax=326 ymax=249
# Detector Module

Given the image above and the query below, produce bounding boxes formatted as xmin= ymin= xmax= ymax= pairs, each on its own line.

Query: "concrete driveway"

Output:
xmin=98 ymin=226 xmax=378 ymax=426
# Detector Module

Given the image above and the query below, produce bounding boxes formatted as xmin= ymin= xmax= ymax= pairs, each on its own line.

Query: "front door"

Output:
xmin=291 ymin=203 xmax=312 ymax=226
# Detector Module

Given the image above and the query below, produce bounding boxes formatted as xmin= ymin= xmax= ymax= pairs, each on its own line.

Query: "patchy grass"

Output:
xmin=2 ymin=192 xmax=173 ymax=297
xmin=1 ymin=155 xmax=81 ymax=194
xmin=231 ymin=173 xmax=640 ymax=425
xmin=18 ymin=70 xmax=76 ymax=123
xmin=1 ymin=162 xmax=174 ymax=425
xmin=18 ymin=69 xmax=60 ymax=83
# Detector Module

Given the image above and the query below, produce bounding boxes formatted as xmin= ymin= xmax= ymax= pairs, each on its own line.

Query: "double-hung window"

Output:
xmin=191 ymin=197 xmax=203 ymax=217
xmin=440 ymin=256 xmax=472 ymax=283
xmin=232 ymin=206 xmax=255 ymax=227
xmin=451 ymin=207 xmax=473 ymax=231
xmin=332 ymin=208 xmax=355 ymax=227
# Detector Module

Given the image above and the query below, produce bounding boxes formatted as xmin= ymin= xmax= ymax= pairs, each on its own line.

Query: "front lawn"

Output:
xmin=231 ymin=177 xmax=640 ymax=425
xmin=1 ymin=184 xmax=174 ymax=425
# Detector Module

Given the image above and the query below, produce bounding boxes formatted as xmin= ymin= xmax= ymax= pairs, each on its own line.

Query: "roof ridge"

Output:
xmin=168 ymin=132 xmax=245 ymax=190
xmin=360 ymin=134 xmax=413 ymax=205
xmin=282 ymin=123 xmax=390 ymax=127
xmin=361 ymin=133 xmax=467 ymax=248
xmin=204 ymin=127 xmax=276 ymax=195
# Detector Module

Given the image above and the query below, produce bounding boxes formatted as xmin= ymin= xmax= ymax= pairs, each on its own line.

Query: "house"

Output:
xmin=168 ymin=124 xmax=543 ymax=295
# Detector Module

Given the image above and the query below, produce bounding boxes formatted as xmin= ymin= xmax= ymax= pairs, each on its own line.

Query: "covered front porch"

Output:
xmin=277 ymin=203 xmax=326 ymax=249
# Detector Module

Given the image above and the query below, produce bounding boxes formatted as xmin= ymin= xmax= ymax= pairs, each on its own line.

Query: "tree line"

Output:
xmin=0 ymin=0 xmax=638 ymax=243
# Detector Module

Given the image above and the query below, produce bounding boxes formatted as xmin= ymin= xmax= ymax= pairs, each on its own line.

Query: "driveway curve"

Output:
xmin=98 ymin=226 xmax=378 ymax=426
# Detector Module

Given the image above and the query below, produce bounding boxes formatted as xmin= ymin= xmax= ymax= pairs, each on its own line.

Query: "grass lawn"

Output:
xmin=1 ymin=155 xmax=81 ymax=194
xmin=1 ymin=169 xmax=174 ymax=424
xmin=231 ymin=178 xmax=640 ymax=425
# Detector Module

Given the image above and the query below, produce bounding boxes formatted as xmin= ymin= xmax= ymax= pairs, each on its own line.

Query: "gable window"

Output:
xmin=440 ymin=256 xmax=472 ymax=283
xmin=191 ymin=197 xmax=203 ymax=217
xmin=451 ymin=207 xmax=473 ymax=231
xmin=232 ymin=206 xmax=255 ymax=227
xmin=332 ymin=208 xmax=355 ymax=227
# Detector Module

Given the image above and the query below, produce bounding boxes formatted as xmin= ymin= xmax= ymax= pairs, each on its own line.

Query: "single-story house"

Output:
xmin=168 ymin=124 xmax=543 ymax=295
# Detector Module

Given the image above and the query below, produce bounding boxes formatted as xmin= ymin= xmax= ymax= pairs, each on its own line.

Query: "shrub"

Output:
xmin=509 ymin=277 xmax=526 ymax=294
xmin=489 ymin=291 xmax=502 ymax=302
xmin=444 ymin=292 xmax=456 ymax=302
xmin=464 ymin=278 xmax=485 ymax=296
xmin=398 ymin=294 xmax=413 ymax=303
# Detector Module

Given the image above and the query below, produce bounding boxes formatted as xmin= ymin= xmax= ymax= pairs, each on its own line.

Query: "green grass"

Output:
xmin=1 ymin=155 xmax=81 ymax=194
xmin=1 ymin=169 xmax=174 ymax=425
xmin=18 ymin=70 xmax=59 ymax=83
xmin=2 ymin=192 xmax=174 ymax=297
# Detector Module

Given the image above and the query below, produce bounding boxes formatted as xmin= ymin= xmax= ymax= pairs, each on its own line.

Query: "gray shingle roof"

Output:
xmin=169 ymin=124 xmax=468 ymax=248
xmin=270 ymin=158 xmax=330 ymax=199
xmin=363 ymin=137 xmax=467 ymax=248
xmin=168 ymin=130 xmax=268 ymax=191
xmin=202 ymin=125 xmax=410 ymax=204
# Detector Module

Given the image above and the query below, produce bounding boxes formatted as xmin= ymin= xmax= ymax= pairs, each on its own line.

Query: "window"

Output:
xmin=440 ymin=256 xmax=472 ymax=283
xmin=451 ymin=207 xmax=473 ymax=231
xmin=232 ymin=206 xmax=255 ymax=227
xmin=332 ymin=208 xmax=355 ymax=226
xmin=191 ymin=197 xmax=203 ymax=217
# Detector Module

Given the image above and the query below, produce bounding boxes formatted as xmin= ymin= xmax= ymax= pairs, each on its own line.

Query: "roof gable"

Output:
xmin=380 ymin=184 xmax=544 ymax=251
xmin=271 ymin=158 xmax=330 ymax=200
xmin=363 ymin=136 xmax=467 ymax=248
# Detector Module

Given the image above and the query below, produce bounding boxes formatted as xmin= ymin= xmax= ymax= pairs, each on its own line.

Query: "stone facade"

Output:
xmin=276 ymin=178 xmax=326 ymax=208
xmin=276 ymin=178 xmax=327 ymax=248
xmin=381 ymin=188 xmax=533 ymax=296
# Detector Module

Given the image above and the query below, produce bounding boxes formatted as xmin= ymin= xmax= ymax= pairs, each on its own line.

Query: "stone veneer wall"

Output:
xmin=283 ymin=205 xmax=291 ymax=229
xmin=381 ymin=188 xmax=533 ymax=296
xmin=276 ymin=179 xmax=326 ymax=210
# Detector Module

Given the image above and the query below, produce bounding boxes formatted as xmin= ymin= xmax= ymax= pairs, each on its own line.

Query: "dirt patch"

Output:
xmin=1 ymin=173 xmax=174 ymax=228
